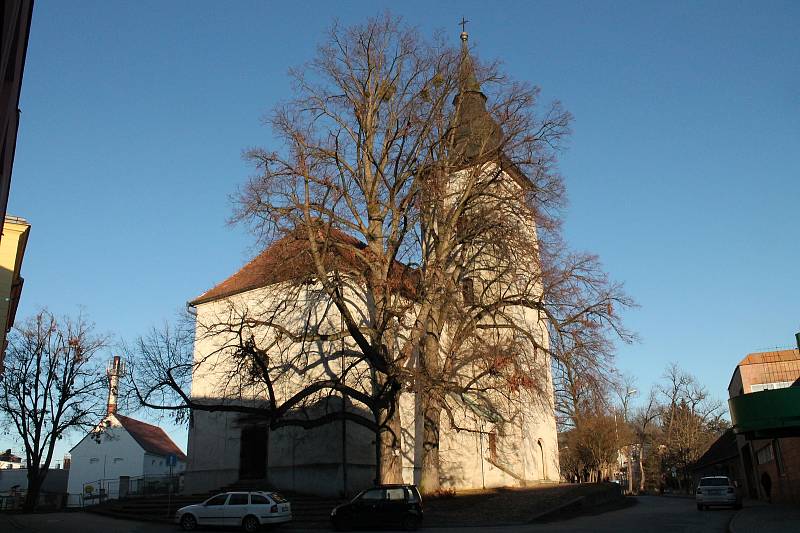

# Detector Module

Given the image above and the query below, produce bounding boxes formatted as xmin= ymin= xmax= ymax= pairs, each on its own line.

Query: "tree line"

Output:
xmin=558 ymin=362 xmax=728 ymax=493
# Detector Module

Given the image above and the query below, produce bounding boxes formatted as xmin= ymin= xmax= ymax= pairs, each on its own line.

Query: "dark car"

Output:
xmin=330 ymin=484 xmax=423 ymax=531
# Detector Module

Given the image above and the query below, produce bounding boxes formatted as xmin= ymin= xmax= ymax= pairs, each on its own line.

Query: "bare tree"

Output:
xmin=132 ymin=14 xmax=633 ymax=490
xmin=0 ymin=310 xmax=108 ymax=511
xmin=656 ymin=364 xmax=726 ymax=492
xmin=631 ymin=389 xmax=660 ymax=493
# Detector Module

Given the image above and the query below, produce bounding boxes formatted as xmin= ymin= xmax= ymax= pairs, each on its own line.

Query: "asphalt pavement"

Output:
xmin=0 ymin=495 xmax=745 ymax=532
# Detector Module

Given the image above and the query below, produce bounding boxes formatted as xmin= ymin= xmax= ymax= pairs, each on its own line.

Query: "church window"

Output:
xmin=462 ymin=278 xmax=475 ymax=305
xmin=488 ymin=432 xmax=497 ymax=462
xmin=113 ymin=458 xmax=123 ymax=463
xmin=89 ymin=457 xmax=99 ymax=464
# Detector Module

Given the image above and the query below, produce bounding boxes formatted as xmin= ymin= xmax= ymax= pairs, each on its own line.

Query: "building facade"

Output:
xmin=0 ymin=215 xmax=29 ymax=372
xmin=0 ymin=0 xmax=34 ymax=229
xmin=728 ymin=347 xmax=800 ymax=504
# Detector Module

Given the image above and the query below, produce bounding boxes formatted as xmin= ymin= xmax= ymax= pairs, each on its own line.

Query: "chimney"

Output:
xmin=106 ymin=356 xmax=124 ymax=415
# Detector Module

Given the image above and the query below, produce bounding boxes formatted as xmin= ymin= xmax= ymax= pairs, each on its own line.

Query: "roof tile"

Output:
xmin=114 ymin=414 xmax=186 ymax=460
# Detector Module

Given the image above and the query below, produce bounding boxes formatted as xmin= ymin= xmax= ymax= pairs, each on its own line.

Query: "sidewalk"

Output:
xmin=728 ymin=500 xmax=800 ymax=533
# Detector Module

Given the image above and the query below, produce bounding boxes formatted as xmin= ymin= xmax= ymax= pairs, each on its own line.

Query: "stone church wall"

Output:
xmin=185 ymin=253 xmax=560 ymax=495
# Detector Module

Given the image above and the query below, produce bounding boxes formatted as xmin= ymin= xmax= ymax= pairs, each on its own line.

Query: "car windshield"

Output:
xmin=700 ymin=478 xmax=730 ymax=486
xmin=205 ymin=494 xmax=228 ymax=506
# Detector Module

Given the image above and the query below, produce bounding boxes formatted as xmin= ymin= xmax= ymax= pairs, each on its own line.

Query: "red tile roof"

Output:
xmin=190 ymin=227 xmax=417 ymax=305
xmin=738 ymin=349 xmax=800 ymax=367
xmin=114 ymin=414 xmax=186 ymax=460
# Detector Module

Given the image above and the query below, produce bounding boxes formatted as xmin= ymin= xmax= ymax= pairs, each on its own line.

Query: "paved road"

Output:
xmin=0 ymin=496 xmax=737 ymax=532
xmin=437 ymin=496 xmax=736 ymax=533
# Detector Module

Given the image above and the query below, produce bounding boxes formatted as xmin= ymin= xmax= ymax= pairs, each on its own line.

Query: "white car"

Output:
xmin=175 ymin=491 xmax=292 ymax=531
xmin=695 ymin=476 xmax=742 ymax=510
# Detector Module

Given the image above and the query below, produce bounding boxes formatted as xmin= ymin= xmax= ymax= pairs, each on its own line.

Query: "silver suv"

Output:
xmin=695 ymin=476 xmax=742 ymax=510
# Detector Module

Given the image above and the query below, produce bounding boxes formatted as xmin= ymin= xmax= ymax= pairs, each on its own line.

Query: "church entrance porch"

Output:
xmin=239 ymin=426 xmax=268 ymax=480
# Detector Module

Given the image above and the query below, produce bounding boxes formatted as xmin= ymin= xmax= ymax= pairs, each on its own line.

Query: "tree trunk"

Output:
xmin=627 ymin=447 xmax=633 ymax=494
xmin=419 ymin=394 xmax=441 ymax=494
xmin=638 ymin=444 xmax=645 ymax=493
xmin=418 ymin=321 xmax=442 ymax=495
xmin=375 ymin=403 xmax=404 ymax=485
xmin=23 ymin=468 xmax=43 ymax=513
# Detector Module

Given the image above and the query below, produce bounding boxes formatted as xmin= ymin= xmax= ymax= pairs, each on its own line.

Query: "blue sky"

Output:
xmin=4 ymin=1 xmax=799 ymax=461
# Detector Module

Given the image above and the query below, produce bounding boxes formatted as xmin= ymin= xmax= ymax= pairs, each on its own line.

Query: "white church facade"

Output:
xmin=183 ymin=34 xmax=559 ymax=497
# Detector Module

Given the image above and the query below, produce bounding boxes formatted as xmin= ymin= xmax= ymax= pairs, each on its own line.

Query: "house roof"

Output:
xmin=691 ymin=428 xmax=738 ymax=471
xmin=190 ymin=227 xmax=417 ymax=306
xmin=738 ymin=348 xmax=800 ymax=367
xmin=114 ymin=414 xmax=186 ymax=461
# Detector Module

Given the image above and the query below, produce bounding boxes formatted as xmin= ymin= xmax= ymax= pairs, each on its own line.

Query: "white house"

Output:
xmin=66 ymin=357 xmax=187 ymax=506
xmin=0 ymin=449 xmax=23 ymax=469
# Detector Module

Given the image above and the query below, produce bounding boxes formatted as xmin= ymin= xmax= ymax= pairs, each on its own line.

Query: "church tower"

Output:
xmin=425 ymin=27 xmax=560 ymax=487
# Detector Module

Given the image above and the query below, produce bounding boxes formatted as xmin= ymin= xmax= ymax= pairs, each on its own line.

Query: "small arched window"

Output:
xmin=537 ymin=439 xmax=546 ymax=479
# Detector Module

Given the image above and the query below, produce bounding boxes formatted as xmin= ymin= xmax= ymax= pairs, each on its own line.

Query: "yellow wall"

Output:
xmin=0 ymin=215 xmax=30 ymax=370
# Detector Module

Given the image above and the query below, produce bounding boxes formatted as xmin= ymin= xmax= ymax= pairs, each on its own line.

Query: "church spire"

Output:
xmin=450 ymin=22 xmax=503 ymax=162
xmin=458 ymin=19 xmax=482 ymax=95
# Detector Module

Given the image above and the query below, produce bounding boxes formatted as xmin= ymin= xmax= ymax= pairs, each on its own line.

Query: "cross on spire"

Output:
xmin=459 ymin=17 xmax=469 ymax=42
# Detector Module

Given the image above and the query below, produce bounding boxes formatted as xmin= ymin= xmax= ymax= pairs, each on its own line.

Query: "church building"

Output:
xmin=183 ymin=32 xmax=560 ymax=497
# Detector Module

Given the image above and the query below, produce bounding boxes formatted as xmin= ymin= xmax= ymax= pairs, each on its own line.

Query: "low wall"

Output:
xmin=182 ymin=468 xmax=238 ymax=495
xmin=0 ymin=469 xmax=68 ymax=493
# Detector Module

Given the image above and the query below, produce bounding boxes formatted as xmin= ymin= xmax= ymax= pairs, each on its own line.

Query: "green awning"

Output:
xmin=729 ymin=387 xmax=800 ymax=438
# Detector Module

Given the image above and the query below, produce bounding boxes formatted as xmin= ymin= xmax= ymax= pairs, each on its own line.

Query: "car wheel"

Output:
xmin=180 ymin=514 xmax=198 ymax=531
xmin=402 ymin=514 xmax=420 ymax=531
xmin=696 ymin=503 xmax=703 ymax=511
xmin=242 ymin=515 xmax=260 ymax=532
